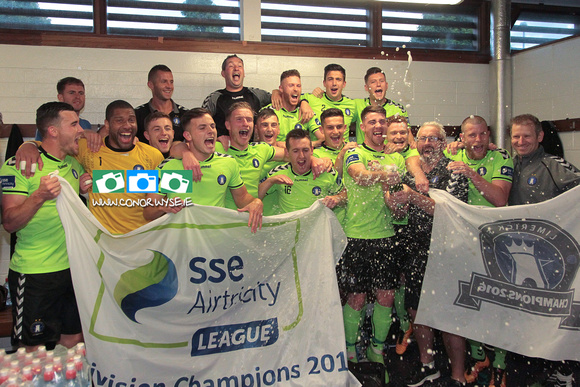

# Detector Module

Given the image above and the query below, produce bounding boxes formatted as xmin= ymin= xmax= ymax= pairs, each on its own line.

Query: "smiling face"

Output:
xmin=225 ymin=107 xmax=254 ymax=149
xmin=184 ymin=114 xmax=217 ymax=161
xmin=106 ymin=108 xmax=138 ymax=150
xmin=55 ymin=110 xmax=84 ymax=157
xmin=222 ymin=57 xmax=245 ymax=92
xmin=255 ymin=115 xmax=280 ymax=146
xmin=511 ymin=123 xmax=543 ymax=157
xmin=361 ymin=112 xmax=387 ymax=151
xmin=148 ymin=70 xmax=174 ymax=102
xmin=57 ymin=83 xmax=85 ymax=113
xmin=279 ymin=75 xmax=302 ymax=110
xmin=386 ymin=122 xmax=409 ymax=153
xmin=144 ymin=117 xmax=174 ymax=155
xmin=321 ymin=115 xmax=346 ymax=150
xmin=460 ymin=122 xmax=490 ymax=160
xmin=364 ymin=72 xmax=388 ymax=102
xmin=287 ymin=137 xmax=313 ymax=175
xmin=323 ymin=71 xmax=346 ymax=102
xmin=416 ymin=125 xmax=445 ymax=162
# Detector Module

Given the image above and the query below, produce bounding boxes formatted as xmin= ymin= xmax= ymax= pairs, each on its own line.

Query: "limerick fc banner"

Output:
xmin=415 ymin=188 xmax=580 ymax=361
xmin=55 ymin=179 xmax=360 ymax=386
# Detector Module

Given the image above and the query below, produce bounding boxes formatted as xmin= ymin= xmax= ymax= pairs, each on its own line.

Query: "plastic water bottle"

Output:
xmin=3 ymin=279 xmax=11 ymax=307
xmin=42 ymin=364 xmax=58 ymax=387
xmin=73 ymin=355 xmax=89 ymax=387
xmin=0 ymin=368 xmax=9 ymax=385
xmin=52 ymin=357 xmax=64 ymax=386
xmin=64 ymin=363 xmax=81 ymax=387
xmin=20 ymin=366 xmax=34 ymax=387
xmin=3 ymin=375 xmax=18 ymax=387
xmin=30 ymin=359 xmax=42 ymax=387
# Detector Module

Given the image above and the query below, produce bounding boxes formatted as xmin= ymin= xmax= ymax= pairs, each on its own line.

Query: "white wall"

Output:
xmin=512 ymin=35 xmax=580 ymax=167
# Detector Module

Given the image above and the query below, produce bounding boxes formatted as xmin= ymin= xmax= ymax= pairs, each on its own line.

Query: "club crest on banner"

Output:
xmin=454 ymin=219 xmax=580 ymax=330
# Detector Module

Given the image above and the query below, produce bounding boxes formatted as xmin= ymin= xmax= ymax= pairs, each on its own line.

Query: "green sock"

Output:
xmin=493 ymin=348 xmax=507 ymax=369
xmin=395 ymin=285 xmax=409 ymax=332
xmin=343 ymin=304 xmax=363 ymax=347
xmin=371 ymin=303 xmax=392 ymax=348
xmin=468 ymin=339 xmax=486 ymax=361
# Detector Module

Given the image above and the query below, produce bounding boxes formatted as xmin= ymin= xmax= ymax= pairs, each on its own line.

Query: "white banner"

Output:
xmin=416 ymin=188 xmax=580 ymax=361
xmin=55 ymin=179 xmax=360 ymax=386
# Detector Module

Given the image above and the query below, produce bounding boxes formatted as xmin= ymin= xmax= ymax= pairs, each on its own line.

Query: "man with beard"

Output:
xmin=1 ymin=102 xmax=91 ymax=350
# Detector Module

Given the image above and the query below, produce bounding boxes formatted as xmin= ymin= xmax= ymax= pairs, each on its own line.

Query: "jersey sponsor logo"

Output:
xmin=252 ymin=158 xmax=260 ymax=168
xmin=455 ymin=219 xmax=580 ymax=328
xmin=0 ymin=175 xmax=16 ymax=189
xmin=217 ymin=174 xmax=227 ymax=185
xmin=126 ymin=170 xmax=158 ymax=193
xmin=133 ymin=165 xmax=145 ymax=170
xmin=231 ymin=95 xmax=244 ymax=100
xmin=58 ymin=162 xmax=69 ymax=169
xmin=294 ymin=124 xmax=303 ymax=130
xmin=477 ymin=167 xmax=487 ymax=176
xmin=345 ymin=153 xmax=359 ymax=165
xmin=345 ymin=108 xmax=351 ymax=116
xmin=501 ymin=166 xmax=514 ymax=177
xmin=72 ymin=169 xmax=79 ymax=179
xmin=312 ymin=186 xmax=322 ymax=196
xmin=527 ymin=176 xmax=538 ymax=186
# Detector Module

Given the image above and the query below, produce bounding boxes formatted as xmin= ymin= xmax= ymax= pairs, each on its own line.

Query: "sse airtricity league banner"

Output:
xmin=415 ymin=188 xmax=580 ymax=361
xmin=55 ymin=179 xmax=360 ymax=386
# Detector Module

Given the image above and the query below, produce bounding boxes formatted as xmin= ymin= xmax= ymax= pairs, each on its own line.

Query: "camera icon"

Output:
xmin=160 ymin=172 xmax=191 ymax=193
xmin=94 ymin=171 xmax=125 ymax=193
xmin=126 ymin=171 xmax=158 ymax=193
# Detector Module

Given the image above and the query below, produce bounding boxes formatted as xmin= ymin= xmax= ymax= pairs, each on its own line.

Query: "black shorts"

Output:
xmin=337 ymin=237 xmax=399 ymax=294
xmin=8 ymin=268 xmax=82 ymax=346
xmin=403 ymin=252 xmax=429 ymax=310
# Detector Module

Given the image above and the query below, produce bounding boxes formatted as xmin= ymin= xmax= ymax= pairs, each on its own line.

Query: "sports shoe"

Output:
xmin=488 ymin=367 xmax=506 ymax=387
xmin=546 ymin=370 xmax=574 ymax=387
xmin=405 ymin=364 xmax=440 ymax=386
xmin=396 ymin=325 xmax=414 ymax=355
xmin=464 ymin=355 xmax=490 ymax=384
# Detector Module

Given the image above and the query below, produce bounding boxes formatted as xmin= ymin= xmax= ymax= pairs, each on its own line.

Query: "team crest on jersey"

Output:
xmin=133 ymin=165 xmax=145 ymax=170
xmin=454 ymin=219 xmax=580 ymax=329
xmin=30 ymin=320 xmax=45 ymax=336
xmin=315 ymin=118 xmax=321 ymax=126
xmin=312 ymin=186 xmax=322 ymax=196
xmin=527 ymin=176 xmax=538 ymax=185
xmin=217 ymin=174 xmax=227 ymax=185
xmin=477 ymin=167 xmax=487 ymax=176
xmin=294 ymin=124 xmax=303 ymax=130
xmin=430 ymin=176 xmax=440 ymax=184
xmin=252 ymin=158 xmax=260 ymax=168
xmin=72 ymin=169 xmax=78 ymax=179
xmin=345 ymin=108 xmax=351 ymax=116
xmin=173 ymin=116 xmax=180 ymax=126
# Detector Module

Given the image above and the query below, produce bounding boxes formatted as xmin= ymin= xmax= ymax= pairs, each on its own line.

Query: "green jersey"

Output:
xmin=264 ymin=163 xmax=343 ymax=214
xmin=262 ymin=104 xmax=321 ymax=142
xmin=448 ymin=148 xmax=514 ymax=207
xmin=215 ymin=142 xmax=276 ymax=209
xmin=157 ymin=153 xmax=244 ymax=207
xmin=0 ymin=148 xmax=84 ymax=274
xmin=313 ymin=142 xmax=342 ymax=164
xmin=261 ymin=160 xmax=285 ymax=180
xmin=352 ymin=98 xmax=408 ymax=144
xmin=304 ymin=93 xmax=356 ymax=141
xmin=343 ymin=144 xmax=406 ymax=239
xmin=400 ymin=145 xmax=419 ymax=160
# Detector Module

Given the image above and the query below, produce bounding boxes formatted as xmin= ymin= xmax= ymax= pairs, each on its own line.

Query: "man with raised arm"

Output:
xmin=339 ymin=105 xmax=410 ymax=385
xmin=1 ymin=102 xmax=91 ymax=350
xmin=143 ymin=108 xmax=263 ymax=233
xmin=135 ymin=64 xmax=188 ymax=143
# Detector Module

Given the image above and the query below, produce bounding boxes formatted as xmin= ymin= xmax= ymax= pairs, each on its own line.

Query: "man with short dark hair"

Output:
xmin=1 ymin=102 xmax=91 ymax=350
xmin=353 ymin=67 xmax=409 ymax=144
xmin=259 ymin=128 xmax=345 ymax=215
xmin=135 ymin=64 xmax=187 ymax=143
xmin=313 ymin=108 xmax=357 ymax=177
xmin=143 ymin=111 xmax=174 ymax=158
